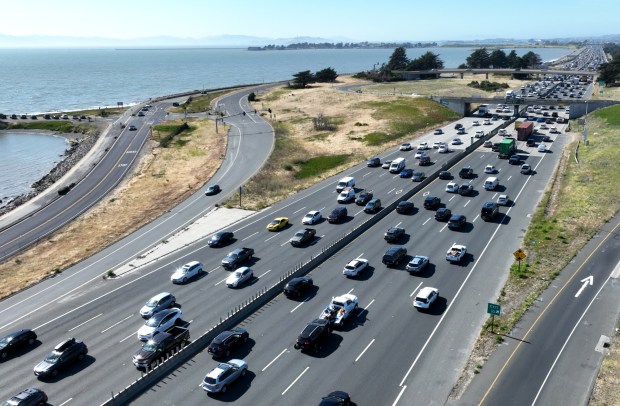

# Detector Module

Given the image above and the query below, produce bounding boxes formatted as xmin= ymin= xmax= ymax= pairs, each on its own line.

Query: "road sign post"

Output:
xmin=487 ymin=303 xmax=501 ymax=333
xmin=513 ymin=249 xmax=527 ymax=273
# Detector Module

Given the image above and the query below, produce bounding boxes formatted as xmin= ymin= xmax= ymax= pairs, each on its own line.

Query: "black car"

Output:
xmin=355 ymin=190 xmax=373 ymax=205
xmin=294 ymin=319 xmax=331 ymax=353
xmin=412 ymin=171 xmax=425 ymax=182
xmin=418 ymin=156 xmax=431 ymax=166
xmin=458 ymin=166 xmax=473 ymax=178
xmin=290 ymin=228 xmax=316 ymax=247
xmin=207 ymin=327 xmax=249 ymax=358
xmin=327 ymin=207 xmax=347 ymax=224
xmin=205 ymin=184 xmax=221 ymax=195
xmin=458 ymin=183 xmax=474 ymax=196
xmin=319 ymin=390 xmax=351 ymax=406
xmin=508 ymin=155 xmax=521 ymax=165
xmin=283 ymin=276 xmax=314 ymax=298
xmin=438 ymin=170 xmax=451 ymax=180
xmin=382 ymin=247 xmax=407 ymax=267
xmin=448 ymin=214 xmax=467 ymax=230
xmin=366 ymin=157 xmax=381 ymax=167
xmin=423 ymin=196 xmax=441 ymax=210
xmin=207 ymin=231 xmax=234 ymax=247
xmin=434 ymin=207 xmax=452 ymax=221
xmin=0 ymin=329 xmax=37 ymax=360
xmin=396 ymin=201 xmax=414 ymax=214
xmin=491 ymin=142 xmax=500 ymax=152
xmin=33 ymin=338 xmax=88 ymax=378
xmin=384 ymin=227 xmax=405 ymax=243
xmin=526 ymin=138 xmax=536 ymax=147
xmin=481 ymin=201 xmax=499 ymax=221
xmin=3 ymin=388 xmax=48 ymax=406
xmin=454 ymin=123 xmax=464 ymax=130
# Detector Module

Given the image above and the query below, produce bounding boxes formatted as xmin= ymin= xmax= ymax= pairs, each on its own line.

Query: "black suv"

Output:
xmin=382 ymin=247 xmax=407 ymax=267
xmin=327 ymin=207 xmax=347 ymax=224
xmin=355 ymin=190 xmax=373 ymax=205
xmin=3 ymin=388 xmax=48 ymax=406
xmin=367 ymin=157 xmax=381 ymax=167
xmin=438 ymin=170 xmax=451 ymax=180
xmin=208 ymin=327 xmax=249 ymax=358
xmin=207 ymin=231 xmax=234 ymax=247
xmin=481 ymin=201 xmax=499 ymax=221
xmin=33 ymin=338 xmax=88 ymax=378
xmin=283 ymin=276 xmax=313 ymax=298
xmin=384 ymin=227 xmax=405 ymax=243
xmin=526 ymin=138 xmax=536 ymax=147
xmin=448 ymin=214 xmax=467 ymax=230
xmin=294 ymin=319 xmax=331 ymax=353
xmin=423 ymin=196 xmax=441 ymax=210
xmin=434 ymin=207 xmax=452 ymax=221
xmin=508 ymin=155 xmax=521 ymax=165
xmin=0 ymin=329 xmax=37 ymax=359
xmin=458 ymin=166 xmax=474 ymax=178
xmin=396 ymin=201 xmax=414 ymax=214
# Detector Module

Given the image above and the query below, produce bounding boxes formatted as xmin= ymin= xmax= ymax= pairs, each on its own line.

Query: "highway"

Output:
xmin=127 ymin=122 xmax=569 ymax=405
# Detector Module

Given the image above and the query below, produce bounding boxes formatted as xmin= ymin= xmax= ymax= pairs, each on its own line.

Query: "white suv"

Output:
xmin=171 ymin=261 xmax=203 ymax=284
xmin=414 ymin=287 xmax=439 ymax=310
xmin=337 ymin=188 xmax=355 ymax=203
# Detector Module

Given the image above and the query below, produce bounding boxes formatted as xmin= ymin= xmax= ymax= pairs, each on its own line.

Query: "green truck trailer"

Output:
xmin=498 ymin=138 xmax=516 ymax=159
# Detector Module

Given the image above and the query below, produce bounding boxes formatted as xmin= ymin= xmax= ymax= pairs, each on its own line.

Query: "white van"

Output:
xmin=389 ymin=157 xmax=406 ymax=173
xmin=336 ymin=176 xmax=355 ymax=192
xmin=484 ymin=177 xmax=499 ymax=190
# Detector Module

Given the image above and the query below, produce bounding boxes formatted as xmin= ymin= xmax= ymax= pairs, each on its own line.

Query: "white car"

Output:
xmin=137 ymin=308 xmax=183 ymax=341
xmin=433 ymin=128 xmax=443 ymax=135
xmin=337 ymin=188 xmax=355 ymax=203
xmin=497 ymin=194 xmax=510 ymax=206
xmin=484 ymin=165 xmax=497 ymax=174
xmin=414 ymin=287 xmax=439 ymax=310
xmin=438 ymin=144 xmax=449 ymax=153
xmin=475 ymin=130 xmax=484 ymax=138
xmin=200 ymin=359 xmax=248 ymax=393
xmin=319 ymin=294 xmax=359 ymax=327
xmin=414 ymin=151 xmax=427 ymax=159
xmin=540 ymin=124 xmax=548 ymax=130
xmin=451 ymin=138 xmax=462 ymax=145
xmin=417 ymin=142 xmax=428 ymax=150
xmin=171 ymin=261 xmax=203 ymax=284
xmin=445 ymin=182 xmax=459 ymax=193
xmin=226 ymin=266 xmax=253 ymax=288
xmin=400 ymin=143 xmax=412 ymax=151
xmin=302 ymin=210 xmax=322 ymax=225
xmin=472 ymin=120 xmax=480 ymax=126
xmin=538 ymin=143 xmax=547 ymax=153
xmin=498 ymin=129 xmax=507 ymax=136
xmin=432 ymin=141 xmax=442 ymax=149
xmin=483 ymin=119 xmax=491 ymax=125
xmin=343 ymin=258 xmax=369 ymax=277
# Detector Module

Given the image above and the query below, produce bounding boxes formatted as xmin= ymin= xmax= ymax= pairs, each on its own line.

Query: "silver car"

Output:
xmin=200 ymin=359 xmax=248 ymax=393
xmin=139 ymin=292 xmax=176 ymax=318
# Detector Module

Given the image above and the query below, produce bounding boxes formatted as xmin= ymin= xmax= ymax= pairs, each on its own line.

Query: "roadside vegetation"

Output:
xmin=0 ymin=117 xmax=226 ymax=299
xmin=227 ymin=77 xmax=459 ymax=210
xmin=169 ymin=91 xmax=228 ymax=114
xmin=7 ymin=120 xmax=94 ymax=134
xmin=467 ymin=80 xmax=510 ymax=92
xmin=452 ymin=105 xmax=620 ymax=398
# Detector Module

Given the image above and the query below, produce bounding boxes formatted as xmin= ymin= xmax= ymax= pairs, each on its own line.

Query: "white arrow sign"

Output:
xmin=574 ymin=276 xmax=593 ymax=298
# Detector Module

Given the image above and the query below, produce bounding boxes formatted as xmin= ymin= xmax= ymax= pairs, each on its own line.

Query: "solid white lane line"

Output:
xmin=290 ymin=299 xmax=308 ymax=313
xmin=355 ymin=339 xmax=375 ymax=362
xmin=363 ymin=171 xmax=372 ymax=177
xmin=472 ymin=214 xmax=480 ymax=223
xmin=492 ymin=192 xmax=498 ymax=199
xmin=359 ymin=299 xmax=375 ymax=318
xmin=58 ymin=398 xmax=73 ymax=406
xmin=392 ymin=385 xmax=407 ymax=406
xmin=388 ymin=188 xmax=395 ymax=194
xmin=242 ymin=231 xmax=258 ymax=241
xmin=395 ymin=221 xmax=402 ymax=227
xmin=292 ymin=206 xmax=306 ymax=214
xmin=507 ymin=175 xmax=512 ymax=181
xmin=422 ymin=218 xmax=430 ymax=225
xmin=215 ymin=277 xmax=228 ymax=286
xmin=410 ymin=282 xmax=423 ymax=297
xmin=355 ymin=209 xmax=364 ymax=216
xmin=258 ymin=269 xmax=272 ymax=278
xmin=282 ymin=366 xmax=309 ymax=395
xmin=119 ymin=331 xmax=137 ymax=343
xmin=464 ymin=200 xmax=470 ymax=207
xmin=356 ymin=253 xmax=364 ymax=259
xmin=347 ymin=288 xmax=354 ymax=294
xmin=281 ymin=240 xmax=290 ymax=247
xmin=440 ymin=224 xmax=448 ymax=232
xmin=100 ymin=314 xmax=134 ymax=334
xmin=262 ymin=348 xmax=288 ymax=371
xmin=209 ymin=266 xmax=221 ymax=273
xmin=449 ymin=195 xmax=455 ymax=201
xmin=68 ymin=313 xmax=102 ymax=332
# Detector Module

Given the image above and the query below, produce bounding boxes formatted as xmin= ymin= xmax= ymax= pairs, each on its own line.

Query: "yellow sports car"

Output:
xmin=267 ymin=217 xmax=289 ymax=231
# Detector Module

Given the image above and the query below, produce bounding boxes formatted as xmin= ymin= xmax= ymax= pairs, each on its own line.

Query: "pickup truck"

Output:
xmin=446 ymin=244 xmax=467 ymax=263
xmin=221 ymin=247 xmax=254 ymax=270
xmin=290 ymin=228 xmax=316 ymax=247
xmin=132 ymin=325 xmax=190 ymax=369
xmin=319 ymin=294 xmax=359 ymax=328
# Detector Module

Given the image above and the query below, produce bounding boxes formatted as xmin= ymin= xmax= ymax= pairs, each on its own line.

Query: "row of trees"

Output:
xmin=461 ymin=48 xmax=542 ymax=69
xmin=598 ymin=43 xmax=620 ymax=85
xmin=291 ymin=67 xmax=338 ymax=88
xmin=382 ymin=47 xmax=444 ymax=72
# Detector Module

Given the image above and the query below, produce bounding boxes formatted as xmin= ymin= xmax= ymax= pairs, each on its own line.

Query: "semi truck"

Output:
xmin=498 ymin=138 xmax=516 ymax=159
xmin=515 ymin=121 xmax=534 ymax=141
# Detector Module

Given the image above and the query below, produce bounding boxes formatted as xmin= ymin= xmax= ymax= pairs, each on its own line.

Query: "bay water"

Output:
xmin=0 ymin=46 xmax=572 ymax=204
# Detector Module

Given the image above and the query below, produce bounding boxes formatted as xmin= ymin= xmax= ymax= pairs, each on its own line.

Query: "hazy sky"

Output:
xmin=1 ymin=0 xmax=618 ymax=42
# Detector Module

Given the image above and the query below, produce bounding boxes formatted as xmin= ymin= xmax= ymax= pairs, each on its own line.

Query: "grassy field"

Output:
xmin=169 ymin=91 xmax=228 ymax=114
xmin=590 ymin=83 xmax=620 ymax=101
xmin=7 ymin=121 xmax=93 ymax=134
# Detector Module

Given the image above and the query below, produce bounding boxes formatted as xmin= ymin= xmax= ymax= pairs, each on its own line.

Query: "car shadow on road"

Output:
xmin=499 ymin=214 xmax=512 ymax=226
xmin=348 ymin=265 xmax=375 ymax=282
xmin=412 ymin=262 xmax=436 ymax=278
xmin=307 ymin=334 xmax=343 ymax=358
xmin=207 ymin=370 xmax=256 ymax=402
xmin=420 ymin=296 xmax=448 ymax=316
xmin=227 ymin=338 xmax=256 ymax=360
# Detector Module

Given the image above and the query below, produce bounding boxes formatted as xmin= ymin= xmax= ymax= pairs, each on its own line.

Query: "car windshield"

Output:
xmin=146 ymin=317 xmax=163 ymax=327
xmin=145 ymin=298 xmax=158 ymax=307
xmin=269 ymin=220 xmax=279 ymax=225
xmin=142 ymin=342 xmax=158 ymax=352
xmin=0 ymin=338 xmax=8 ymax=349
xmin=44 ymin=351 xmax=61 ymax=364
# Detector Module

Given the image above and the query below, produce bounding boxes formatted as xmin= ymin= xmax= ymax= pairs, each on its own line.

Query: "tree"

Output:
xmin=506 ymin=50 xmax=521 ymax=68
xmin=466 ymin=48 xmax=491 ymax=68
xmin=489 ymin=49 xmax=508 ymax=68
xmin=406 ymin=51 xmax=444 ymax=70
xmin=598 ymin=61 xmax=620 ymax=85
xmin=384 ymin=47 xmax=409 ymax=72
xmin=315 ymin=67 xmax=338 ymax=82
xmin=520 ymin=51 xmax=542 ymax=68
xmin=291 ymin=70 xmax=315 ymax=88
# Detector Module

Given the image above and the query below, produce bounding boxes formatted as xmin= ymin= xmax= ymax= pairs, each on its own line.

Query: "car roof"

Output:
xmin=418 ymin=286 xmax=438 ymax=297
xmin=2 ymin=329 xmax=32 ymax=340
xmin=151 ymin=308 xmax=178 ymax=320
xmin=150 ymin=291 xmax=172 ymax=301
xmin=183 ymin=261 xmax=201 ymax=267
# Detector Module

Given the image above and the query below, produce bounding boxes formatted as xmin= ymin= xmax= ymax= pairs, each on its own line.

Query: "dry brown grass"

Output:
xmin=590 ymin=327 xmax=620 ymax=406
xmin=0 ymin=117 xmax=226 ymax=299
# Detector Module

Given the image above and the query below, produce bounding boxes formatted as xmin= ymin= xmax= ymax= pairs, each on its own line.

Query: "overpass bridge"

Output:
xmin=394 ymin=68 xmax=598 ymax=80
xmin=432 ymin=96 xmax=619 ymax=118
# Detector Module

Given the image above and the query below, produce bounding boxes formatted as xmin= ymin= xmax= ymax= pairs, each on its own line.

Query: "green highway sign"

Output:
xmin=487 ymin=303 xmax=501 ymax=316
